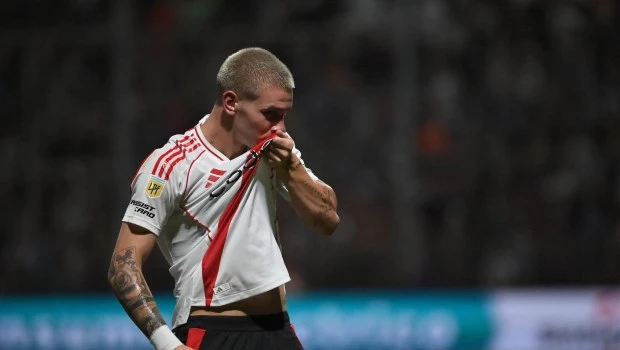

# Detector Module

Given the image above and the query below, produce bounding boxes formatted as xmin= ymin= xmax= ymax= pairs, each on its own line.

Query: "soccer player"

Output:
xmin=107 ymin=47 xmax=339 ymax=350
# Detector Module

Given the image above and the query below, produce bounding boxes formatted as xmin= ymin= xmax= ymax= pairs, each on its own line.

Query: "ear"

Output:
xmin=222 ymin=90 xmax=238 ymax=116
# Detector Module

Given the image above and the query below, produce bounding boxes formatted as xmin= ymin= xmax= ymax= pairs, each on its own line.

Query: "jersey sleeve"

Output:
xmin=122 ymin=148 xmax=183 ymax=235
xmin=277 ymin=146 xmax=320 ymax=202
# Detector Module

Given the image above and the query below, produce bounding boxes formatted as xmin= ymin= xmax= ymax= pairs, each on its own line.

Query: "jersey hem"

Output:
xmin=212 ymin=274 xmax=291 ymax=307
xmin=171 ymin=274 xmax=291 ymax=328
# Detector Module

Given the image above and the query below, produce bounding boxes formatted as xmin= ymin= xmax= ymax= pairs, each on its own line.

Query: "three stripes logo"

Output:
xmin=152 ymin=134 xmax=201 ymax=182
xmin=205 ymin=168 xmax=226 ymax=188
xmin=213 ymin=282 xmax=231 ymax=295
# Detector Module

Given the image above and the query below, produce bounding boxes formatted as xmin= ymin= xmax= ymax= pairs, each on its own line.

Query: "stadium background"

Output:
xmin=1 ymin=0 xmax=619 ymax=349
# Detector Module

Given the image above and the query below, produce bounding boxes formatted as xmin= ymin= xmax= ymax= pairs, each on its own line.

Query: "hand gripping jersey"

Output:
xmin=122 ymin=115 xmax=318 ymax=328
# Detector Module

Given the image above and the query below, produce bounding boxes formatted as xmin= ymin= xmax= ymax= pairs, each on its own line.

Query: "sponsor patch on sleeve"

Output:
xmin=145 ymin=175 xmax=166 ymax=198
xmin=130 ymin=200 xmax=157 ymax=218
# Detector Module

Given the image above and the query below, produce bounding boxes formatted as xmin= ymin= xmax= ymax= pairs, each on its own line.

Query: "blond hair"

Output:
xmin=216 ymin=47 xmax=295 ymax=102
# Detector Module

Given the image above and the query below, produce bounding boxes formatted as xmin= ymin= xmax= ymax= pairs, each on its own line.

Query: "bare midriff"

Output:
xmin=189 ymin=285 xmax=286 ymax=316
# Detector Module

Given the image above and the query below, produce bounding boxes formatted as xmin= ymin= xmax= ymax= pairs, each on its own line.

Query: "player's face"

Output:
xmin=234 ymin=87 xmax=293 ymax=147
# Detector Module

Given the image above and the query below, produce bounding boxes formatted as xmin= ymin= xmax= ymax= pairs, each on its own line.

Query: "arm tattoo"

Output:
xmin=284 ymin=156 xmax=303 ymax=171
xmin=109 ymin=247 xmax=165 ymax=336
xmin=301 ymin=180 xmax=335 ymax=227
xmin=301 ymin=181 xmax=333 ymax=207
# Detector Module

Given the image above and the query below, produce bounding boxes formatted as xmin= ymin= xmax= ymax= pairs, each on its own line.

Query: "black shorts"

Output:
xmin=172 ymin=312 xmax=304 ymax=350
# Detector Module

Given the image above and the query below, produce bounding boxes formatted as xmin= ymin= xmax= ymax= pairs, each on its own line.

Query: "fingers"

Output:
xmin=269 ymin=137 xmax=294 ymax=152
xmin=261 ymin=134 xmax=294 ymax=170
xmin=267 ymin=146 xmax=290 ymax=160
xmin=263 ymin=151 xmax=282 ymax=164
xmin=262 ymin=139 xmax=291 ymax=169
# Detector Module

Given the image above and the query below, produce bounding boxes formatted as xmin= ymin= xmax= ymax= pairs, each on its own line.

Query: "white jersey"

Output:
xmin=122 ymin=115 xmax=318 ymax=328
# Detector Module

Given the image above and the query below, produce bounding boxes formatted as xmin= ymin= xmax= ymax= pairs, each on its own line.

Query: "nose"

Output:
xmin=271 ymin=120 xmax=285 ymax=132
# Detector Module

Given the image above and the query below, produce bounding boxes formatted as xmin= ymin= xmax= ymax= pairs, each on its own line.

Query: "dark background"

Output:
xmin=1 ymin=0 xmax=619 ymax=294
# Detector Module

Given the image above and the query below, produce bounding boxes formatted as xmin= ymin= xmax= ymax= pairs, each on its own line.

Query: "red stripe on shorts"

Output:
xmin=186 ymin=328 xmax=206 ymax=349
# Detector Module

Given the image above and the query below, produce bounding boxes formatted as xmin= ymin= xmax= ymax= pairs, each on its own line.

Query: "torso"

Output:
xmin=123 ymin=115 xmax=317 ymax=327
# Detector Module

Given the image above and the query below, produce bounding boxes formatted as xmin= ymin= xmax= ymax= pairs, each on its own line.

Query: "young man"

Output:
xmin=107 ymin=47 xmax=339 ymax=350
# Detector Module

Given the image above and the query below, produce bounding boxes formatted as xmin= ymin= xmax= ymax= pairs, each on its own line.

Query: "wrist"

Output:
xmin=277 ymin=155 xmax=304 ymax=180
xmin=285 ymin=157 xmax=303 ymax=172
xmin=149 ymin=325 xmax=182 ymax=350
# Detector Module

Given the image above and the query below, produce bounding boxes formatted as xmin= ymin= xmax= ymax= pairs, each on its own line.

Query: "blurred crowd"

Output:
xmin=1 ymin=0 xmax=619 ymax=293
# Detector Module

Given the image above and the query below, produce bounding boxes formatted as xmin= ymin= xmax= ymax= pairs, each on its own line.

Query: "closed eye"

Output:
xmin=263 ymin=110 xmax=285 ymax=122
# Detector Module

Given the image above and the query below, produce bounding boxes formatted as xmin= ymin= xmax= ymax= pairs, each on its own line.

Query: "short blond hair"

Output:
xmin=216 ymin=47 xmax=295 ymax=102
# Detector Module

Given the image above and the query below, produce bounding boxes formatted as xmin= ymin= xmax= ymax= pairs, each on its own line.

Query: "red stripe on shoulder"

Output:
xmin=152 ymin=146 xmax=177 ymax=176
xmin=178 ymin=138 xmax=191 ymax=148
xmin=157 ymin=147 xmax=183 ymax=178
xmin=152 ymin=133 xmax=203 ymax=180
xmin=163 ymin=153 xmax=186 ymax=180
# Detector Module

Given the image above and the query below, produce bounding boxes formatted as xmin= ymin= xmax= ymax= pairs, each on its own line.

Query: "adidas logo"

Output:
xmin=205 ymin=168 xmax=226 ymax=188
xmin=213 ymin=282 xmax=231 ymax=295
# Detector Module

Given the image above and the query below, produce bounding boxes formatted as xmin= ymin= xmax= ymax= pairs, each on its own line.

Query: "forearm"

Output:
xmin=279 ymin=156 xmax=340 ymax=235
xmin=107 ymin=246 xmax=167 ymax=337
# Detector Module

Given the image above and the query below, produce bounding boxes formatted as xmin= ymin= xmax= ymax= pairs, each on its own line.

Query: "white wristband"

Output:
xmin=149 ymin=325 xmax=183 ymax=350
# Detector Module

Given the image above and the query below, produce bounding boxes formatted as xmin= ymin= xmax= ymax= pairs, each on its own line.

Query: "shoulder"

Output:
xmin=130 ymin=130 xmax=205 ymax=190
xmin=146 ymin=131 xmax=207 ymax=177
